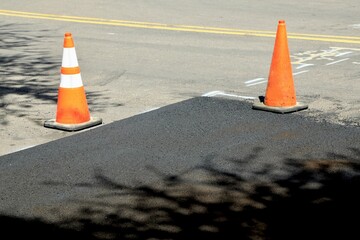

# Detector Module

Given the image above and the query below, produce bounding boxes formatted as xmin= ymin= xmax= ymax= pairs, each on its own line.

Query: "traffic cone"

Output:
xmin=253 ymin=20 xmax=308 ymax=113
xmin=44 ymin=32 xmax=102 ymax=131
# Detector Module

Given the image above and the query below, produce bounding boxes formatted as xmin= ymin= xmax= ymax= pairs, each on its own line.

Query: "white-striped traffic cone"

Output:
xmin=44 ymin=32 xmax=102 ymax=131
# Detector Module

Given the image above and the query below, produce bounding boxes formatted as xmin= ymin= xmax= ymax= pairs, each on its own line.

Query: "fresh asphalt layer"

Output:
xmin=0 ymin=96 xmax=359 ymax=220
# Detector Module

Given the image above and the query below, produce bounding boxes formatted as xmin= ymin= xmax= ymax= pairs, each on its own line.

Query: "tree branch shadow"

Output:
xmin=0 ymin=23 xmax=123 ymax=126
xmin=0 ymin=23 xmax=60 ymax=125
xmin=1 ymin=147 xmax=359 ymax=239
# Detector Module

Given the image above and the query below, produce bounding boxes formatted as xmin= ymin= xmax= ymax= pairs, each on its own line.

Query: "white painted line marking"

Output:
xmin=353 ymin=62 xmax=360 ymax=65
xmin=335 ymin=51 xmax=352 ymax=57
xmin=11 ymin=145 xmax=37 ymax=154
xmin=246 ymin=80 xmax=267 ymax=86
xmin=138 ymin=107 xmax=160 ymax=114
xmin=218 ymin=93 xmax=256 ymax=99
xmin=202 ymin=91 xmax=256 ymax=100
xmin=293 ymin=70 xmax=309 ymax=76
xmin=330 ymin=47 xmax=360 ymax=52
xmin=296 ymin=63 xmax=314 ymax=69
xmin=201 ymin=91 xmax=223 ymax=97
xmin=350 ymin=24 xmax=360 ymax=29
xmin=244 ymin=77 xmax=265 ymax=84
xmin=244 ymin=77 xmax=267 ymax=87
xmin=325 ymin=58 xmax=350 ymax=65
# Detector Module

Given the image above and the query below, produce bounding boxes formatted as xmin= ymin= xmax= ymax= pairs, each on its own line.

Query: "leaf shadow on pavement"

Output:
xmin=1 ymin=147 xmax=360 ymax=239
xmin=0 ymin=23 xmax=122 ymax=126
xmin=0 ymin=23 xmax=60 ymax=124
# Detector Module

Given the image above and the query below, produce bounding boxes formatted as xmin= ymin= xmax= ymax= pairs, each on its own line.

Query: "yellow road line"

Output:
xmin=1 ymin=9 xmax=360 ymax=44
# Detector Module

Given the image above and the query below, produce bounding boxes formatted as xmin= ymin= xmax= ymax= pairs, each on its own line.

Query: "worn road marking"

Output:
xmin=245 ymin=78 xmax=267 ymax=87
xmin=296 ymin=64 xmax=314 ymax=69
xmin=293 ymin=70 xmax=309 ymax=76
xmin=335 ymin=51 xmax=352 ymax=57
xmin=202 ymin=91 xmax=256 ymax=99
xmin=325 ymin=58 xmax=350 ymax=66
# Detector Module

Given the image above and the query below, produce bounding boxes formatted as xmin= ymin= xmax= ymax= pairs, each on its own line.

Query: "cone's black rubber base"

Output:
xmin=44 ymin=117 xmax=102 ymax=131
xmin=252 ymin=101 xmax=308 ymax=114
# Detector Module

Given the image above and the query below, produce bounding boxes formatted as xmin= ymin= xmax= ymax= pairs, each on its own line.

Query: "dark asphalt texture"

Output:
xmin=0 ymin=96 xmax=359 ymax=238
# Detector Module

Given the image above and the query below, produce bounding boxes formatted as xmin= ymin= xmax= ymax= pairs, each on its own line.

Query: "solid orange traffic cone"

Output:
xmin=44 ymin=32 xmax=102 ymax=131
xmin=253 ymin=20 xmax=308 ymax=113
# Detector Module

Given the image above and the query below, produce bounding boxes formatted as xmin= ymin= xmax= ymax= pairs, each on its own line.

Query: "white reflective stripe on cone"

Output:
xmin=60 ymin=73 xmax=83 ymax=88
xmin=62 ymin=48 xmax=79 ymax=67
